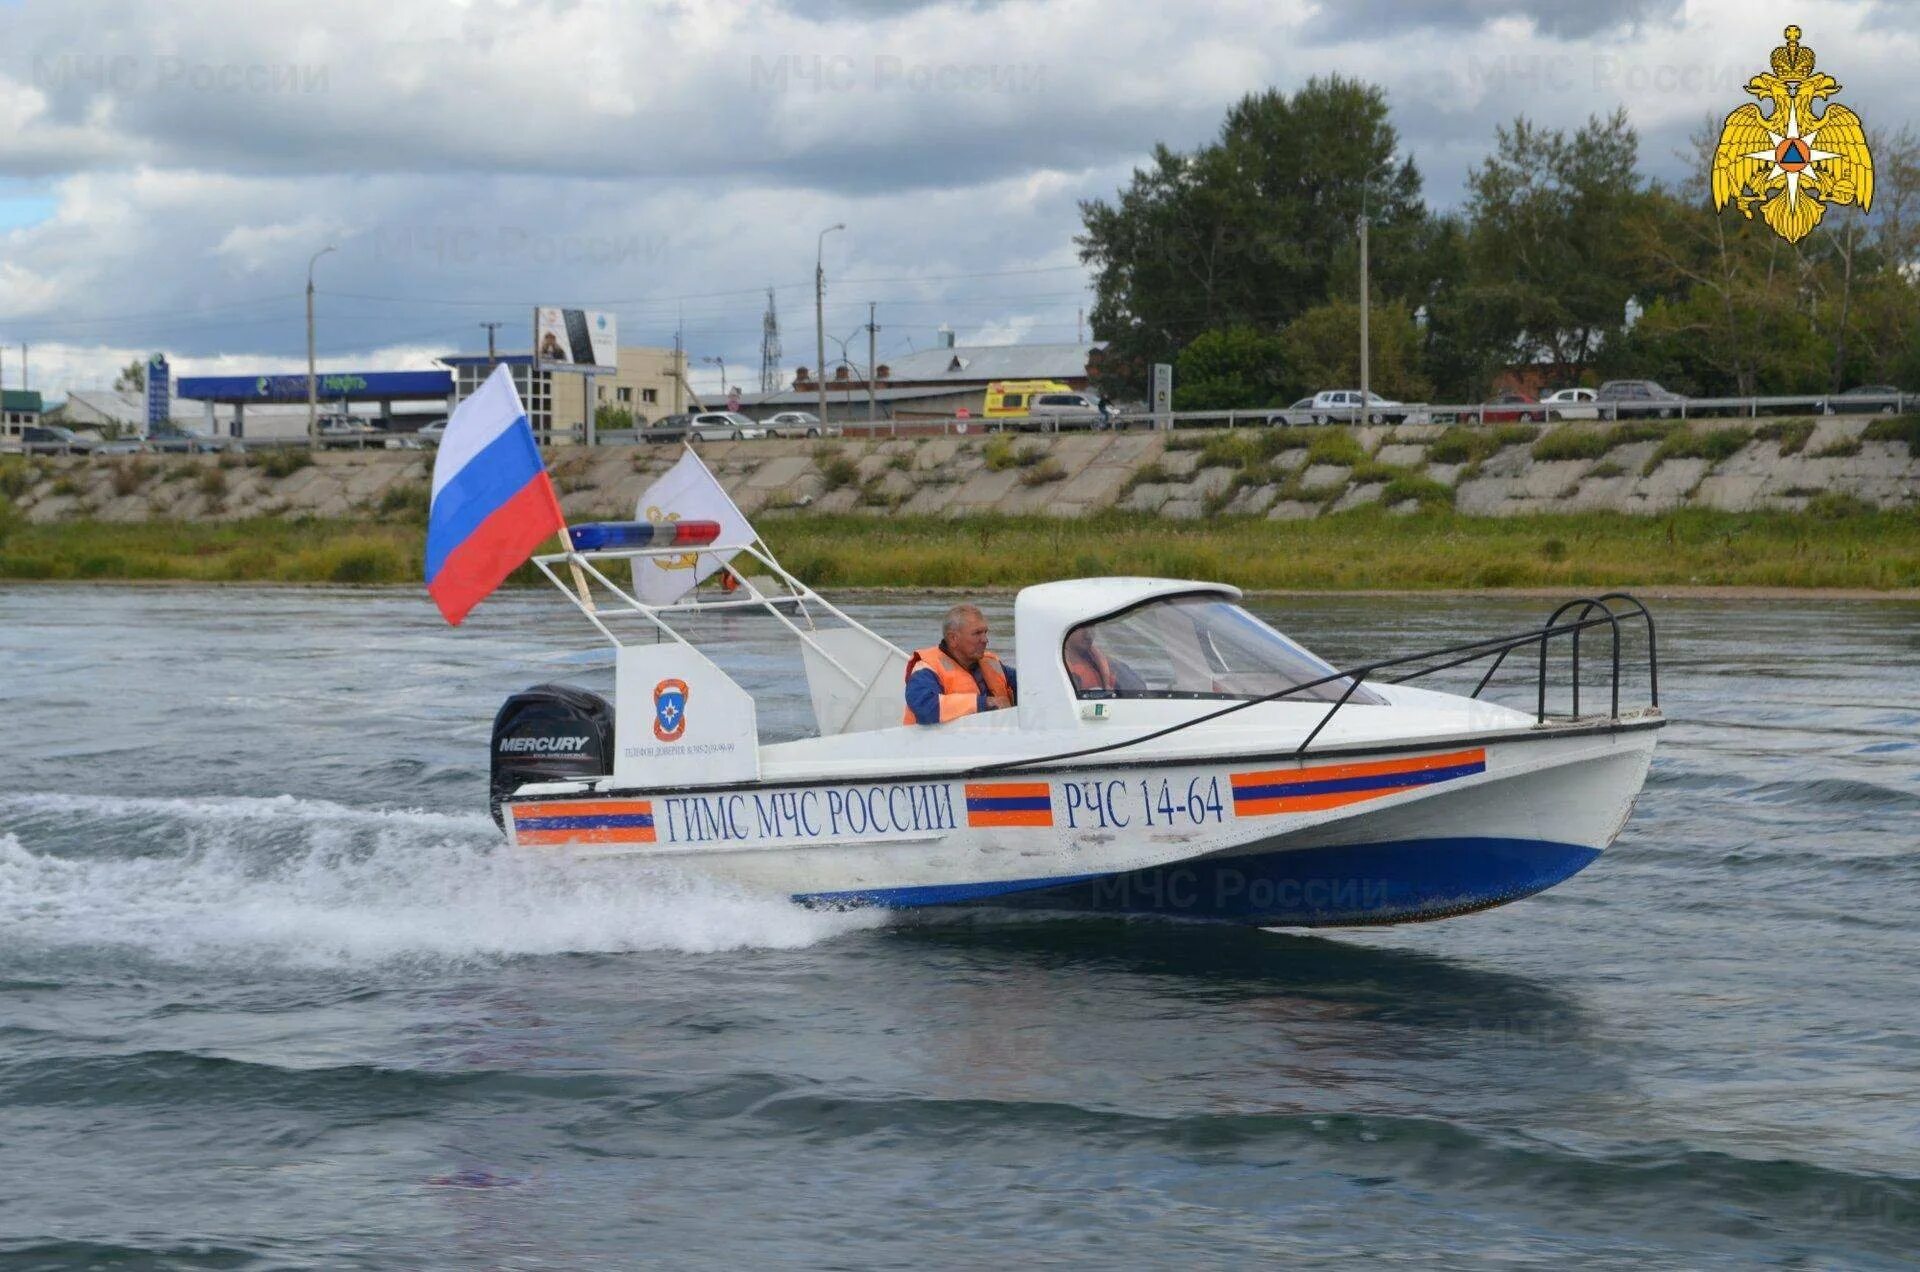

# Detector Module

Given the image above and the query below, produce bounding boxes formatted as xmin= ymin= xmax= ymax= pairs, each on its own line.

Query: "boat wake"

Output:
xmin=0 ymin=792 xmax=883 ymax=971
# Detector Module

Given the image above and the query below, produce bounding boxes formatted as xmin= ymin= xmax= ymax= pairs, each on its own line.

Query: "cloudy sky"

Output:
xmin=1 ymin=0 xmax=1914 ymax=399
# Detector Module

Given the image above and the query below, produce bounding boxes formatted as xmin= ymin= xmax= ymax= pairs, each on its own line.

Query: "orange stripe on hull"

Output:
xmin=1232 ymin=747 xmax=1487 ymax=791
xmin=964 ymin=782 xmax=1051 ymax=800
xmin=514 ymin=826 xmax=658 ymax=846
xmin=1232 ymin=785 xmax=1425 ymax=817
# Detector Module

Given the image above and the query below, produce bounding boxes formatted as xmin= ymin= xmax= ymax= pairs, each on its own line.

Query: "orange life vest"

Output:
xmin=1065 ymin=644 xmax=1115 ymax=694
xmin=902 ymin=645 xmax=1013 ymax=724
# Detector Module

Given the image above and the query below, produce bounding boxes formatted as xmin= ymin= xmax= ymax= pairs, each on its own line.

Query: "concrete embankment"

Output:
xmin=6 ymin=416 xmax=1916 ymax=525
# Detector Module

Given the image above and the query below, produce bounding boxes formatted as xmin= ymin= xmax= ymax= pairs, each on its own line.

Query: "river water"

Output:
xmin=2 ymin=585 xmax=1917 ymax=1269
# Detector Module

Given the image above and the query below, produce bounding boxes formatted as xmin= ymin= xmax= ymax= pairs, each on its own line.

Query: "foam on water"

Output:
xmin=0 ymin=792 xmax=885 ymax=969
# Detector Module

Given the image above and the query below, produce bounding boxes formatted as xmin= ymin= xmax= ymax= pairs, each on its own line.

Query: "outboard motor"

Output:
xmin=489 ymin=683 xmax=616 ymax=829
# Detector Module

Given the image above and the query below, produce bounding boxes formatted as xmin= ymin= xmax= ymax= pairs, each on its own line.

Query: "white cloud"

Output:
xmin=0 ymin=0 xmax=1912 ymax=400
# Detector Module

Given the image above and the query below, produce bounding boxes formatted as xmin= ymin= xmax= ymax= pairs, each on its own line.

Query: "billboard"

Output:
xmin=534 ymin=307 xmax=618 ymax=374
xmin=145 ymin=353 xmax=171 ymax=428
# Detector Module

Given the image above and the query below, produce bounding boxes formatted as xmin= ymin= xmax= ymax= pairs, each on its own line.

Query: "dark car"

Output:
xmin=1594 ymin=379 xmax=1686 ymax=419
xmin=642 ymin=414 xmax=694 ymax=443
xmin=21 ymin=425 xmax=98 ymax=455
xmin=145 ymin=424 xmax=231 ymax=454
xmin=1481 ymin=391 xmax=1544 ymax=423
xmin=1823 ymin=385 xmax=1905 ymax=415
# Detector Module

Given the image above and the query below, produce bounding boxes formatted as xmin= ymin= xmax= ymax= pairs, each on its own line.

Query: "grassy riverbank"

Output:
xmin=2 ymin=506 xmax=1918 ymax=591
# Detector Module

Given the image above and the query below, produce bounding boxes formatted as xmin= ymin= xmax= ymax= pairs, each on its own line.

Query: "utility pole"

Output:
xmin=306 ymin=245 xmax=336 ymax=447
xmin=867 ymin=301 xmax=878 ymax=429
xmin=1076 ymin=308 xmax=1083 ymax=343
xmin=759 ymin=288 xmax=782 ymax=393
xmin=18 ymin=343 xmax=25 ymax=391
xmin=1356 ymin=211 xmax=1369 ymax=424
xmin=480 ymin=322 xmax=503 ymax=368
xmin=672 ymin=318 xmax=684 ymax=414
xmin=815 ymin=223 xmax=844 ymax=430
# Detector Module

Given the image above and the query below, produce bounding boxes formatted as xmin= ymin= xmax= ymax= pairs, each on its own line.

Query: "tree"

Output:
xmin=1278 ymin=299 xmax=1430 ymax=402
xmin=1078 ymin=77 xmax=1427 ymax=395
xmin=595 ymin=404 xmax=636 ymax=432
xmin=1446 ymin=110 xmax=1653 ymax=392
xmin=113 ymin=360 xmax=146 ymax=393
xmin=1171 ymin=326 xmax=1289 ymax=409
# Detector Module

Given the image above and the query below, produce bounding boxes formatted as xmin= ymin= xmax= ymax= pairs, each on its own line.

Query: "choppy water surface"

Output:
xmin=2 ymin=585 xmax=1917 ymax=1269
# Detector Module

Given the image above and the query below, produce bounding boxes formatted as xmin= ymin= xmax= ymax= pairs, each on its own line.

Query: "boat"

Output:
xmin=489 ymin=521 xmax=1661 ymax=927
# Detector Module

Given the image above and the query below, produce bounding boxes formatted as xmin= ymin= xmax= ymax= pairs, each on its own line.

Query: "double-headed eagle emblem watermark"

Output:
xmin=1711 ymin=25 xmax=1872 ymax=244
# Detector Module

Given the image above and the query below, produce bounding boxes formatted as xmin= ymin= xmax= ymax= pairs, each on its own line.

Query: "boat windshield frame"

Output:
xmin=1062 ymin=591 xmax=1387 ymax=706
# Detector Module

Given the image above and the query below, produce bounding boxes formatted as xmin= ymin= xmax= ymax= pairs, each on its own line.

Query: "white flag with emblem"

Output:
xmin=629 ymin=447 xmax=756 ymax=605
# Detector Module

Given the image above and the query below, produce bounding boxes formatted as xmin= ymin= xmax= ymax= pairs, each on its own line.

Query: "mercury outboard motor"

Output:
xmin=489 ymin=683 xmax=615 ymax=829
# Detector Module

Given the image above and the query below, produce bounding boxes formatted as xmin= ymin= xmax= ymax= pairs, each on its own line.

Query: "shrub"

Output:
xmin=376 ymin=482 xmax=430 ymax=522
xmin=1531 ymin=427 xmax=1612 ymax=462
xmin=1019 ymin=458 xmax=1066 ymax=486
xmin=257 ymin=448 xmax=315 ymax=479
xmin=1807 ymin=491 xmax=1873 ymax=518
xmin=1381 ymin=472 xmax=1453 ymax=511
xmin=1303 ymin=428 xmax=1365 ymax=468
xmin=982 ymin=434 xmax=1019 ymax=471
xmin=1755 ymin=418 xmax=1816 ymax=456
xmin=50 ymin=475 xmax=84 ymax=497
xmin=1641 ymin=427 xmax=1751 ymax=475
xmin=195 ymin=467 xmax=229 ymax=499
xmin=1120 ymin=462 xmax=1171 ymax=496
xmin=817 ymin=449 xmax=860 ymax=490
xmin=1862 ymin=415 xmax=1920 ymax=457
xmin=327 ymin=543 xmax=407 ymax=583
xmin=0 ymin=459 xmax=37 ymax=499
xmin=109 ymin=459 xmax=155 ymax=497
xmin=1811 ymin=438 xmax=1863 ymax=459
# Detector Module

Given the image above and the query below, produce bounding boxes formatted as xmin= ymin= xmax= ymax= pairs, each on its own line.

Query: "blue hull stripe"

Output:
xmin=1233 ymin=759 xmax=1485 ymax=803
xmin=515 ymin=813 xmax=655 ymax=832
xmin=797 ymin=837 xmax=1601 ymax=926
xmin=797 ymin=871 xmax=1105 ymax=908
xmin=964 ymin=795 xmax=1052 ymax=813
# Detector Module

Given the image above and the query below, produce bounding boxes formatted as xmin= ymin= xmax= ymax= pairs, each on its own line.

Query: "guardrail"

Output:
xmin=3 ymin=389 xmax=1907 ymax=457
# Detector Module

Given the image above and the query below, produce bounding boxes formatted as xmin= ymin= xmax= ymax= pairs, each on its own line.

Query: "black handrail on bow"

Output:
xmin=962 ymin=594 xmax=1659 ymax=778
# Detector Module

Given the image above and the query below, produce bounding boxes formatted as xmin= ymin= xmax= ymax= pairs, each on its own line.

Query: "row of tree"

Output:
xmin=1078 ymin=77 xmax=1920 ymax=407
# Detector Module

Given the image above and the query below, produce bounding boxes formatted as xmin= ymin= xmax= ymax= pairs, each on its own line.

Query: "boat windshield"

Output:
xmin=1063 ymin=594 xmax=1386 ymax=705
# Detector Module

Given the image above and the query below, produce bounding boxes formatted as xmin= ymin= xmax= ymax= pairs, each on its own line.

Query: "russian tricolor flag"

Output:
xmin=426 ymin=365 xmax=567 ymax=625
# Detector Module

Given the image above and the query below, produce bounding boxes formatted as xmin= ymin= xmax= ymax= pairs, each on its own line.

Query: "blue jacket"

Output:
xmin=905 ymin=657 xmax=1018 ymax=725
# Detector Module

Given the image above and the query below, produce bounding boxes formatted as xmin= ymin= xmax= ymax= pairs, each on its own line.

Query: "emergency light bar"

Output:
xmin=566 ymin=520 xmax=723 ymax=552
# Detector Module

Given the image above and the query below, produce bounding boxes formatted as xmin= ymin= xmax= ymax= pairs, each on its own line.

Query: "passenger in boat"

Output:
xmin=1064 ymin=625 xmax=1146 ymax=696
xmin=903 ymin=603 xmax=1017 ymax=725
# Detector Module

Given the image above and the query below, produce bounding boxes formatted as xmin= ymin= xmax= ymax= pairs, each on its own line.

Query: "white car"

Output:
xmin=688 ymin=411 xmax=766 ymax=441
xmin=1023 ymin=391 xmax=1109 ymax=430
xmin=763 ymin=411 xmax=839 ymax=438
xmin=1539 ymin=388 xmax=1599 ymax=421
xmin=1307 ymin=390 xmax=1409 ymax=425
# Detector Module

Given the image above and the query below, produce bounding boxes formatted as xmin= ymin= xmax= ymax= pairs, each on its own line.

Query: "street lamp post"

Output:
xmin=306 ymin=246 xmax=337 ymax=448
xmin=815 ymin=223 xmax=845 ymax=431
xmin=702 ymin=355 xmax=728 ymax=402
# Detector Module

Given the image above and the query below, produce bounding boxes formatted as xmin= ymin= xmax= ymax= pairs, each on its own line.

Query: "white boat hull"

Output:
xmin=504 ymin=716 xmax=1659 ymax=927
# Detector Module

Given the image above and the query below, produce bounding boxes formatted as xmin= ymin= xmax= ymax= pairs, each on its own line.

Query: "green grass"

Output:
xmin=7 ymin=509 xmax=1911 ymax=590
xmin=1531 ymin=427 xmax=1614 ymax=462
xmin=1863 ymin=414 xmax=1920 ymax=457
xmin=1641 ymin=427 xmax=1751 ymax=475
xmin=1427 ymin=424 xmax=1538 ymax=465
xmin=1754 ymin=418 xmax=1816 ymax=456
xmin=1303 ymin=429 xmax=1366 ymax=468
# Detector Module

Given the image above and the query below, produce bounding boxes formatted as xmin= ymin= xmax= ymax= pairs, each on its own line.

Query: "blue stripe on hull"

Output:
xmin=996 ymin=837 xmax=1601 ymax=926
xmin=793 ymin=838 xmax=1601 ymax=925
xmin=796 ymin=871 xmax=1105 ymax=909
